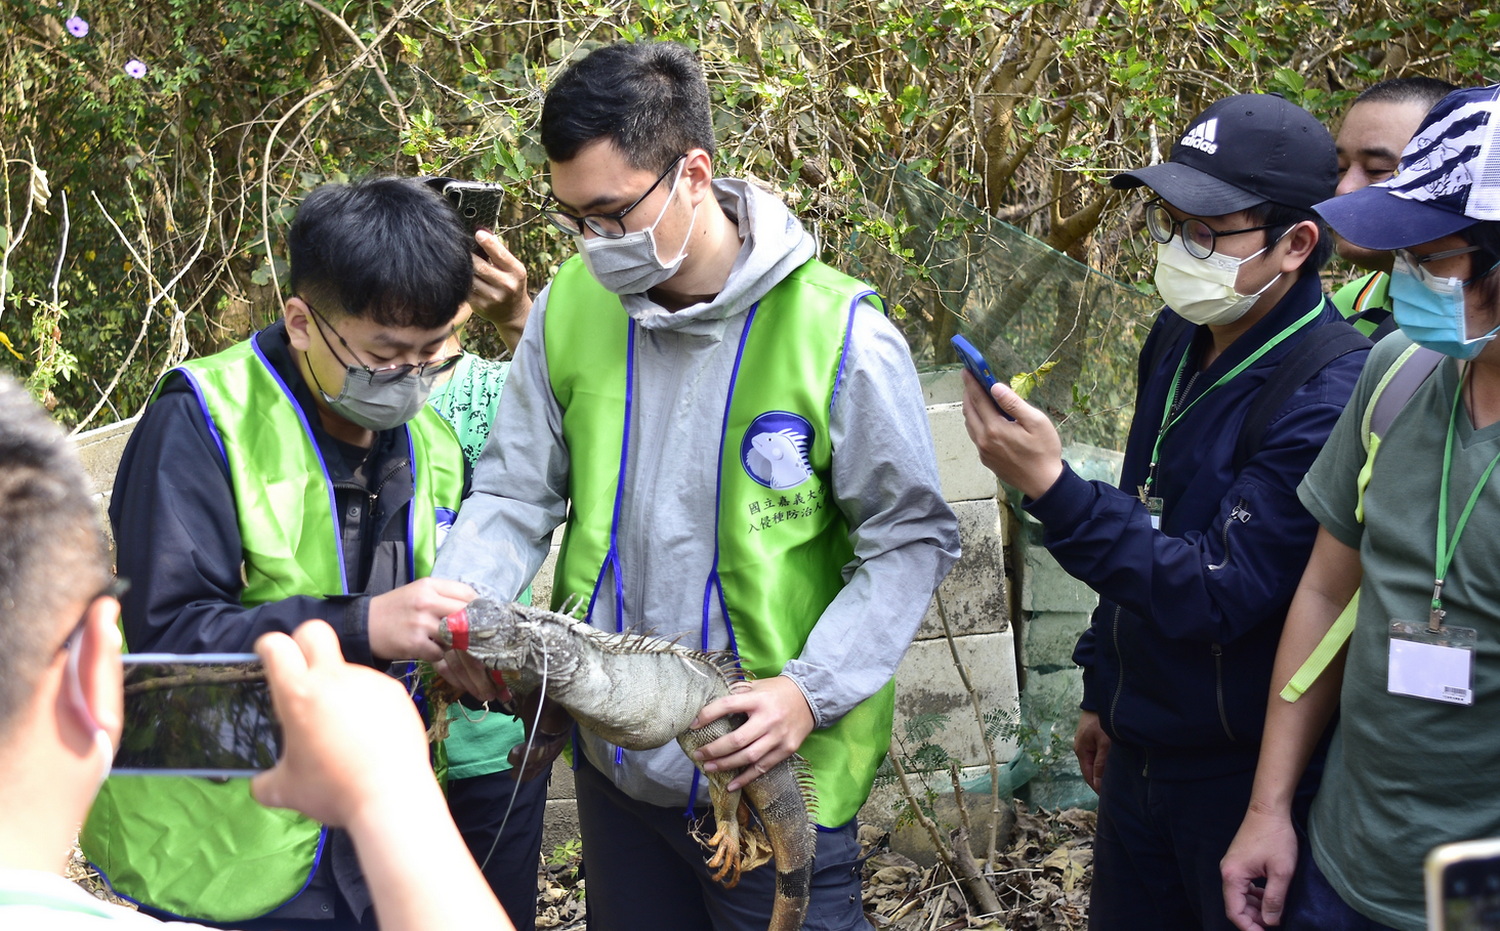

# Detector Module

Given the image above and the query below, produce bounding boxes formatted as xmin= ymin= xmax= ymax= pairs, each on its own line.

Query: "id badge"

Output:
xmin=1146 ymin=497 xmax=1164 ymax=530
xmin=1388 ymin=620 xmax=1477 ymax=706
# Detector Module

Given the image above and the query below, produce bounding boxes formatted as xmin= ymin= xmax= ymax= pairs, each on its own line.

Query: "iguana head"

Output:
xmin=436 ymin=596 xmax=531 ymax=672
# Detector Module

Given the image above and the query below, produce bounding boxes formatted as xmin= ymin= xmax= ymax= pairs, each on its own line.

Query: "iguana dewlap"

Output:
xmin=437 ymin=597 xmax=818 ymax=931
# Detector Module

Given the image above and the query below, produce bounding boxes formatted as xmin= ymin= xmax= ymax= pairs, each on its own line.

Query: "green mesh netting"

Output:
xmin=844 ymin=163 xmax=1158 ymax=451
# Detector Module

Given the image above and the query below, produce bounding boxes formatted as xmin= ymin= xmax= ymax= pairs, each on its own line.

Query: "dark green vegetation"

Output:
xmin=4 ymin=0 xmax=1493 ymax=427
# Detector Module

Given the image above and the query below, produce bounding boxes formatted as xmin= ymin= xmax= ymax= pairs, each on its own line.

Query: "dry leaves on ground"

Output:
xmin=861 ymin=802 xmax=1095 ymax=930
xmin=73 ymin=802 xmax=1095 ymax=929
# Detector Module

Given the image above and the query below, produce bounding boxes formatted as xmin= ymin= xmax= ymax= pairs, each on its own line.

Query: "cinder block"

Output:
xmin=541 ymin=797 xmax=581 ymax=859
xmin=893 ymin=628 xmax=1020 ymax=769
xmin=926 ymin=402 xmax=1001 ymax=503
xmin=915 ymin=498 xmax=1007 ymax=640
xmin=1019 ymin=543 xmax=1098 ymax=614
xmin=1060 ymin=442 xmax=1125 ymax=486
xmin=74 ymin=415 xmax=137 ymax=497
xmin=529 ymin=531 xmax=562 ymax=611
xmin=1024 ymin=611 xmax=1092 ymax=671
xmin=920 ymin=369 xmax=963 ymax=407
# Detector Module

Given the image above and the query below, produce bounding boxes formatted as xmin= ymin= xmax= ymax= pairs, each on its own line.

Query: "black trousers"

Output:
xmin=574 ymin=754 xmax=872 ymax=931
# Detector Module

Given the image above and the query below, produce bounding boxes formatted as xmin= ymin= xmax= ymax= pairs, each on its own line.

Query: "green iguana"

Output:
xmin=435 ymin=597 xmax=818 ymax=931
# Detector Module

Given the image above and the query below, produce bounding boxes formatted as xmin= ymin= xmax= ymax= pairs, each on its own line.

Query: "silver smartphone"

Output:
xmin=115 ymin=654 xmax=281 ymax=777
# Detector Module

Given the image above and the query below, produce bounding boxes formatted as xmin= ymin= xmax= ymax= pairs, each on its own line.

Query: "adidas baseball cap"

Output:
xmin=1315 ymin=85 xmax=1500 ymax=250
xmin=1111 ymin=93 xmax=1337 ymax=215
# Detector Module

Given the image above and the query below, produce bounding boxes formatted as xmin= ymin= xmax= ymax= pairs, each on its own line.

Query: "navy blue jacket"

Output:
xmin=1026 ymin=271 xmax=1367 ymax=779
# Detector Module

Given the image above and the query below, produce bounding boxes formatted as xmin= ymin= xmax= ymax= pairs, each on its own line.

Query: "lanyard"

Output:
xmin=1145 ymin=302 xmax=1324 ymax=496
xmin=1430 ymin=368 xmax=1500 ymax=630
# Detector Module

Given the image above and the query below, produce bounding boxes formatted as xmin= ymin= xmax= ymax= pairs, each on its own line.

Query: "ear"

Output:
xmin=681 ymin=148 xmax=715 ymax=206
xmin=1276 ymin=220 xmax=1321 ymax=274
xmin=72 ymin=598 xmax=124 ymax=747
xmin=284 ymin=297 xmax=314 ymax=352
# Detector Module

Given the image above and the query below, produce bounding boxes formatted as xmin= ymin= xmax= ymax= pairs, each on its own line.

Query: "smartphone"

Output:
xmin=425 ymin=177 xmax=505 ymax=244
xmin=951 ymin=334 xmax=1012 ymax=418
xmin=115 ymin=654 xmax=281 ymax=777
xmin=1427 ymin=837 xmax=1500 ymax=931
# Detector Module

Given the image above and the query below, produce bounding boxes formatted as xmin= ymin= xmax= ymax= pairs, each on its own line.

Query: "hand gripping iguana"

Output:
xmin=435 ymin=597 xmax=819 ymax=931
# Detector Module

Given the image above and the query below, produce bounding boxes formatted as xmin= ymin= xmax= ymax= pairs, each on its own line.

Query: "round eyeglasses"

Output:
xmin=305 ymin=302 xmax=462 ymax=384
xmin=542 ymin=153 xmax=687 ymax=239
xmin=1144 ymin=199 xmax=1281 ymax=260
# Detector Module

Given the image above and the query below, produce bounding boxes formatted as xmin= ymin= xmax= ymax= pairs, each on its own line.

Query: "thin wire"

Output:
xmin=479 ymin=645 xmax=551 ymax=871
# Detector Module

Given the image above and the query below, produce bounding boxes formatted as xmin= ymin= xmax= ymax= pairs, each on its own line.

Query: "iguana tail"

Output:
xmin=743 ymin=755 xmax=818 ymax=931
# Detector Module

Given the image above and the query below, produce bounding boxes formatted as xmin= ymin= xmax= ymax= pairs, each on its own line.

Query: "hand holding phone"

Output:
xmin=951 ymin=334 xmax=1013 ymax=419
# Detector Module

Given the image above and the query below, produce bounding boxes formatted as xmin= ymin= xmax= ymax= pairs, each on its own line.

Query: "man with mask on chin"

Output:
xmin=434 ymin=40 xmax=959 ymax=931
xmin=959 ymin=94 xmax=1367 ymax=930
xmin=85 ymin=177 xmax=485 ymax=929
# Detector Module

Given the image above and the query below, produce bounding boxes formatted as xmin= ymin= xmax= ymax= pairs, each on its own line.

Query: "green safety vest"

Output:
xmin=1332 ymin=271 xmax=1392 ymax=338
xmin=81 ymin=336 xmax=465 ymax=923
xmin=545 ymin=256 xmax=892 ymax=827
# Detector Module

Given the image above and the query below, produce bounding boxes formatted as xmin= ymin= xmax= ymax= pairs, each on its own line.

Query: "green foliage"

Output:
xmin=546 ymin=835 xmax=583 ymax=869
xmin=3 ymin=0 xmax=1496 ymax=425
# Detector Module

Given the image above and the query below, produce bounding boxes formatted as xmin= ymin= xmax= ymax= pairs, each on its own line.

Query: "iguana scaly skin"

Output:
xmin=436 ymin=597 xmax=818 ymax=931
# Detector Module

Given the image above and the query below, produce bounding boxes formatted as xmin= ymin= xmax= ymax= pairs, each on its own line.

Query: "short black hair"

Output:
xmin=1246 ymin=201 xmax=1335 ymax=274
xmin=0 ymin=376 xmax=110 ymax=742
xmin=540 ymin=41 xmax=716 ymax=173
xmin=1354 ymin=77 xmax=1458 ymax=111
xmin=287 ymin=176 xmax=473 ymax=330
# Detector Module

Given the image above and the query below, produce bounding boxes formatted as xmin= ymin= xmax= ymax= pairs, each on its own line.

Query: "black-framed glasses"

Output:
xmin=542 ymin=153 xmax=687 ymax=239
xmin=304 ymin=302 xmax=462 ymax=385
xmin=59 ymin=577 xmax=130 ymax=655
xmin=1395 ymin=245 xmax=1493 ymax=288
xmin=1145 ymin=199 xmax=1281 ymax=260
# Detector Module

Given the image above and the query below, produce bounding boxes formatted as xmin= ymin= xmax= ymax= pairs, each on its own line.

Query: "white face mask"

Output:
xmin=1153 ymin=235 xmax=1285 ymax=326
xmin=576 ymin=164 xmax=697 ymax=295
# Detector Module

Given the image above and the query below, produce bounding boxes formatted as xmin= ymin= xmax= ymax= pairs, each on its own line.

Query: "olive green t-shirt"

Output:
xmin=1298 ymin=334 xmax=1500 ymax=929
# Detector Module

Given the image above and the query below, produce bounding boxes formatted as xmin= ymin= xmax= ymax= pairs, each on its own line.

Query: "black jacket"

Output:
xmin=1027 ymin=272 xmax=1366 ymax=778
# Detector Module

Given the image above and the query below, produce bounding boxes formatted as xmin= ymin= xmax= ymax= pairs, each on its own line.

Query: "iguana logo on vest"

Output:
xmin=741 ymin=411 xmax=814 ymax=490
xmin=436 ymin=507 xmax=457 ymax=548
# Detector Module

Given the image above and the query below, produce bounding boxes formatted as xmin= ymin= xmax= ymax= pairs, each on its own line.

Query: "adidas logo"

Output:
xmin=1181 ymin=118 xmax=1219 ymax=155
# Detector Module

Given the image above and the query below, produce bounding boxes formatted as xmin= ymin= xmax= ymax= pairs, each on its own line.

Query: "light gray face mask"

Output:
xmin=318 ymin=367 xmax=438 ymax=432
xmin=576 ymin=164 xmax=698 ymax=295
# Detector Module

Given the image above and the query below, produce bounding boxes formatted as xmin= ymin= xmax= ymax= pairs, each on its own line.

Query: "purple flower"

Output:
xmin=65 ymin=15 xmax=88 ymax=37
xmin=124 ymin=59 xmax=147 ymax=79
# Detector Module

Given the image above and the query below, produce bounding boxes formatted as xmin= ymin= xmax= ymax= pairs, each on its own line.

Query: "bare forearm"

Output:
xmin=347 ymin=790 xmax=513 ymax=930
xmin=1247 ymin=528 xmax=1360 ymax=813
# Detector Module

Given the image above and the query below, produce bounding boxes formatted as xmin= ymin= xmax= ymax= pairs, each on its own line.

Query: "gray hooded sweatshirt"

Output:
xmin=435 ymin=179 xmax=960 ymax=811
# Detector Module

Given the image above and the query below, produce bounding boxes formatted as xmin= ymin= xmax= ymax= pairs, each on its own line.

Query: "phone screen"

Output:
xmin=115 ymin=654 xmax=281 ymax=777
xmin=1445 ymin=856 xmax=1500 ymax=931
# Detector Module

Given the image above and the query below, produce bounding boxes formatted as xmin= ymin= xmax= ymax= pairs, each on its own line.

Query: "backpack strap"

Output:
xmin=1350 ymin=306 xmax=1399 ymax=342
xmin=1280 ymin=343 xmax=1444 ymax=703
xmin=1232 ymin=314 xmax=1370 ymax=472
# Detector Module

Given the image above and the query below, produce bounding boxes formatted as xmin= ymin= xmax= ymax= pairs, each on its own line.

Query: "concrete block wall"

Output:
xmin=1011 ymin=443 xmax=1122 ymax=811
